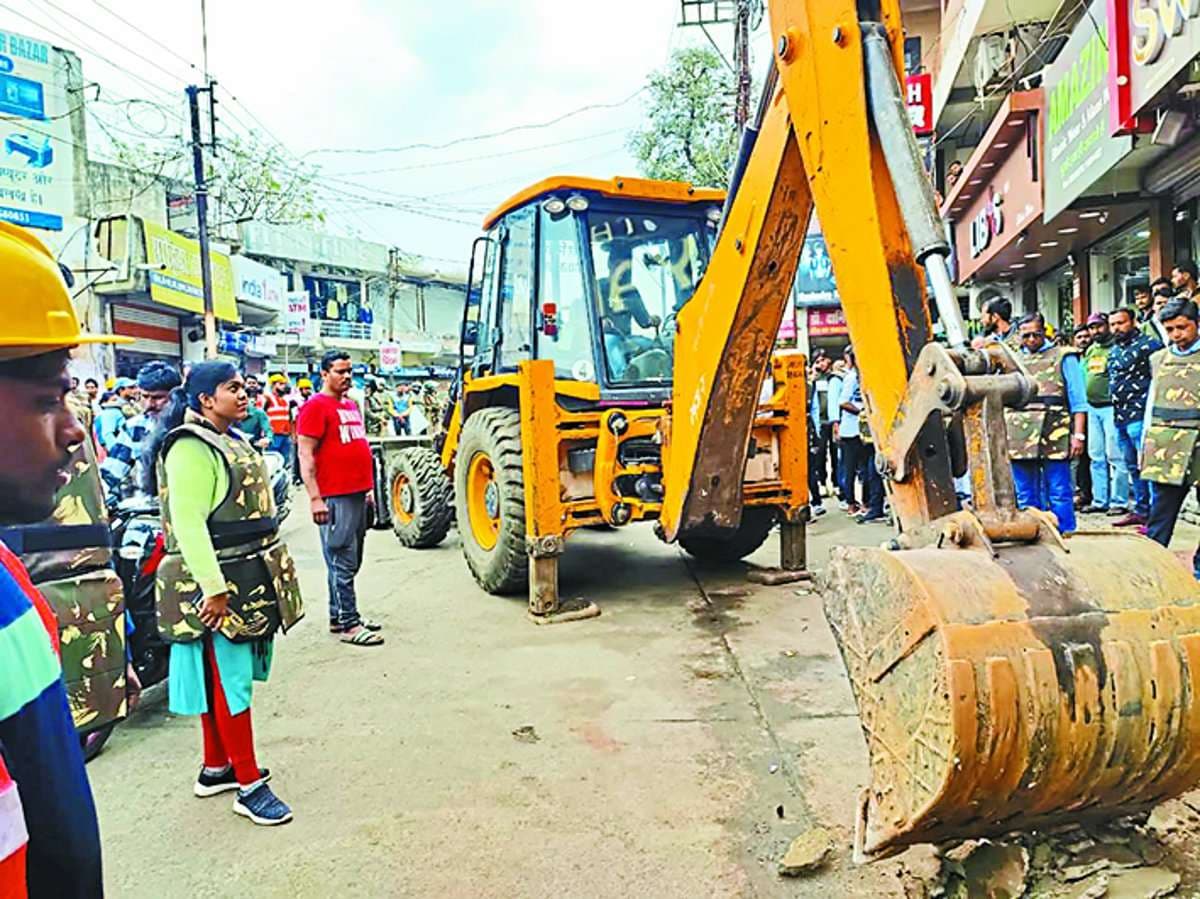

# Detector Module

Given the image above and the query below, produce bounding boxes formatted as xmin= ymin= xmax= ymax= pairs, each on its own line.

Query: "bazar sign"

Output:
xmin=0 ymin=30 xmax=74 ymax=231
xmin=143 ymin=221 xmax=239 ymax=322
xmin=1043 ymin=0 xmax=1132 ymax=220
xmin=1127 ymin=0 xmax=1200 ymax=114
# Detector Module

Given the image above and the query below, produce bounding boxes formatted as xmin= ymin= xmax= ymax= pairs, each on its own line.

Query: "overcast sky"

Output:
xmin=3 ymin=0 xmax=767 ymax=268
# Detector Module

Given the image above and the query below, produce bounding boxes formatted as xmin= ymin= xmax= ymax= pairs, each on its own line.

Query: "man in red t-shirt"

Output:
xmin=296 ymin=351 xmax=384 ymax=647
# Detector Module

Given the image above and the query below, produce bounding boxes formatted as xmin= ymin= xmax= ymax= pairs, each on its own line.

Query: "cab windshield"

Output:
xmin=585 ymin=207 xmax=716 ymax=385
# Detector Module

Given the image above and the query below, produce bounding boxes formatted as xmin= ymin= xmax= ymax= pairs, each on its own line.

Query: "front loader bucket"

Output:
xmin=823 ymin=530 xmax=1200 ymax=859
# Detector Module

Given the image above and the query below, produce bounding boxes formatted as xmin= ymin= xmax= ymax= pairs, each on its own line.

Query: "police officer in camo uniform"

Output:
xmin=5 ymin=434 xmax=132 ymax=752
xmin=1142 ymin=297 xmax=1200 ymax=579
xmin=1006 ymin=312 xmax=1089 ymax=534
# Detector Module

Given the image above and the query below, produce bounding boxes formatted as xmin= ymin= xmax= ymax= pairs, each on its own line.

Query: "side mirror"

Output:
xmin=462 ymin=320 xmax=479 ymax=347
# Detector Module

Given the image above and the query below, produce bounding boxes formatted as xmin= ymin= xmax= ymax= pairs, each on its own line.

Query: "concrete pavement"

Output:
xmin=89 ymin=502 xmax=1200 ymax=897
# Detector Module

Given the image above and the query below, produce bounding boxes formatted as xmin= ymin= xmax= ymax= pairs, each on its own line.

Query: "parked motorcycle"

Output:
xmin=110 ymin=497 xmax=169 ymax=696
xmin=263 ymin=450 xmax=292 ymax=524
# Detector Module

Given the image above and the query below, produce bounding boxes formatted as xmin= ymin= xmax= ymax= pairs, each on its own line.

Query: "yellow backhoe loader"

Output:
xmin=390 ymin=0 xmax=1200 ymax=860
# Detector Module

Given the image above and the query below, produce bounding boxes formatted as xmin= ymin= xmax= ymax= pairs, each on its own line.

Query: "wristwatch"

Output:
xmin=1072 ymin=432 xmax=1086 ymax=440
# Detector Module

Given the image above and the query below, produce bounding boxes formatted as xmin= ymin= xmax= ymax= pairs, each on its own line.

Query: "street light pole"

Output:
xmin=187 ymin=84 xmax=217 ymax=359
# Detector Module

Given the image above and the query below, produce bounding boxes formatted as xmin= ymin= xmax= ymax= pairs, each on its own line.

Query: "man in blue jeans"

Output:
xmin=1007 ymin=313 xmax=1088 ymax=534
xmin=1107 ymin=306 xmax=1163 ymax=527
xmin=1081 ymin=312 xmax=1128 ymax=513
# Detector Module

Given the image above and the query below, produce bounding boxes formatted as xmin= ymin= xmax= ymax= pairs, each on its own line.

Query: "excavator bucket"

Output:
xmin=824 ymin=530 xmax=1200 ymax=859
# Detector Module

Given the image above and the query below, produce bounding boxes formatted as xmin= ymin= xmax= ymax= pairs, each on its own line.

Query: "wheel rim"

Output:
xmin=392 ymin=472 xmax=415 ymax=524
xmin=466 ymin=451 xmax=500 ymax=551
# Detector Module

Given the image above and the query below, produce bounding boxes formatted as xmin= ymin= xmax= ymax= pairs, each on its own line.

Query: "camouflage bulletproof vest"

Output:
xmin=1141 ymin=348 xmax=1200 ymax=486
xmin=1005 ymin=345 xmax=1075 ymax=461
xmin=1 ymin=437 xmax=127 ymax=734
xmin=155 ymin=418 xmax=303 ymax=644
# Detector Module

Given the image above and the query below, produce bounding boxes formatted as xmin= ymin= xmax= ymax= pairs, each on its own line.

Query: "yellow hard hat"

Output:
xmin=297 ymin=378 xmax=313 ymax=389
xmin=268 ymin=373 xmax=288 ymax=385
xmin=0 ymin=221 xmax=130 ymax=356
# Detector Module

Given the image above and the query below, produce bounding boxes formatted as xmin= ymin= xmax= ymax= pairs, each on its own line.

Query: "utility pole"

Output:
xmin=733 ymin=0 xmax=751 ymax=130
xmin=387 ymin=247 xmax=399 ymax=341
xmin=678 ymin=0 xmax=759 ymax=131
xmin=187 ymin=83 xmax=217 ymax=358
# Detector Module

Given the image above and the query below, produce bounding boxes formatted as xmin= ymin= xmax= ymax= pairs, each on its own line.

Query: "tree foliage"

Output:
xmin=110 ymin=131 xmax=325 ymax=233
xmin=629 ymin=47 xmax=738 ymax=189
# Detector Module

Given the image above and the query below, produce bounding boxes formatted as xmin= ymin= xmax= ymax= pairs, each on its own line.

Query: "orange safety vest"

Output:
xmin=263 ymin=392 xmax=292 ymax=436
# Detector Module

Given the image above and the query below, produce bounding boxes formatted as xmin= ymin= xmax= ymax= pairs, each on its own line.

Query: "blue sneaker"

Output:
xmin=194 ymin=766 xmax=270 ymax=798
xmin=233 ymin=781 xmax=293 ymax=826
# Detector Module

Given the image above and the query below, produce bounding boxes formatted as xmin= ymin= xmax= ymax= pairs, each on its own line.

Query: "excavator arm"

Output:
xmin=663 ymin=0 xmax=957 ymax=542
xmin=664 ymin=0 xmax=1200 ymax=860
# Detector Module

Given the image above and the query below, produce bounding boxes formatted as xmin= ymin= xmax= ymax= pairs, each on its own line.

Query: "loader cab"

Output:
xmin=463 ymin=176 xmax=725 ymax=400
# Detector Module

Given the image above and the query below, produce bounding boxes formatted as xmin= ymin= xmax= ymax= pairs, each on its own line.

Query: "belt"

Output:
xmin=0 ymin=523 xmax=111 ymax=555
xmin=1152 ymin=406 xmax=1200 ymax=422
xmin=208 ymin=517 xmax=278 ymax=550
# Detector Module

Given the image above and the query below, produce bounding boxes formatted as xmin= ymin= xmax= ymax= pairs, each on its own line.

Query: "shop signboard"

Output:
xmin=284 ymin=291 xmax=312 ymax=337
xmin=143 ymin=221 xmax=239 ymax=322
xmin=0 ymin=30 xmax=75 ymax=231
xmin=906 ymin=73 xmax=934 ymax=136
xmin=231 ymin=255 xmax=287 ymax=315
xmin=953 ymin=125 xmax=1042 ymax=282
xmin=1124 ymin=0 xmax=1200 ymax=115
xmin=1044 ymin=0 xmax=1132 ymax=220
xmin=379 ymin=342 xmax=402 ymax=370
xmin=807 ymin=306 xmax=848 ymax=337
xmin=778 ymin=301 xmax=796 ymax=342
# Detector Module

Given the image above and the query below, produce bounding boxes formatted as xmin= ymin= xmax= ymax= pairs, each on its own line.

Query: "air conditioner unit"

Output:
xmin=973 ymin=34 xmax=1008 ymax=97
xmin=973 ymin=23 xmax=1047 ymax=99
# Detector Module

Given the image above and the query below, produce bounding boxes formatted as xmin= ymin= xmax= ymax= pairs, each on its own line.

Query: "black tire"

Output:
xmin=455 ymin=408 xmax=527 ymax=595
xmin=80 ymin=723 xmax=116 ymax=763
xmin=679 ymin=507 xmax=778 ymax=563
xmin=390 ymin=447 xmax=453 ymax=548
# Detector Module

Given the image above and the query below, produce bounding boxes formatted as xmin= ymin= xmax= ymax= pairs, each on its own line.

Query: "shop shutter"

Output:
xmin=1145 ymin=140 xmax=1200 ymax=204
xmin=110 ymin=304 xmax=182 ymax=357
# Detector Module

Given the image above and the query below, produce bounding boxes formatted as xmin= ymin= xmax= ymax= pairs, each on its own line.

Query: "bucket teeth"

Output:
xmin=823 ymin=533 xmax=1200 ymax=857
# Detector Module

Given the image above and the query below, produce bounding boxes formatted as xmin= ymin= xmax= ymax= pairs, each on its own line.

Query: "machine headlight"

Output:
xmin=565 ymin=194 xmax=589 ymax=212
xmin=542 ymin=197 xmax=567 ymax=216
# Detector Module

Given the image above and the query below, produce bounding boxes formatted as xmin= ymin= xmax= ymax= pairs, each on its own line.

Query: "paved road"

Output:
xmin=90 ymin=504 xmax=1200 ymax=897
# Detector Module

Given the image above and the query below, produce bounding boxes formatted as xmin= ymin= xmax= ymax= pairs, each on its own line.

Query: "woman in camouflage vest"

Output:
xmin=143 ymin=361 xmax=302 ymax=827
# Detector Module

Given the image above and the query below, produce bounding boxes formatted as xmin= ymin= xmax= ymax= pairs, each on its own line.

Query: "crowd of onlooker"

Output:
xmin=804 ymin=258 xmax=1200 ymax=578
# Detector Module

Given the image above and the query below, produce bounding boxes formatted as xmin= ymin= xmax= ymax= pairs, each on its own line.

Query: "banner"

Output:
xmin=143 ymin=221 xmax=239 ymax=322
xmin=0 ymin=30 xmax=76 ymax=231
xmin=285 ymin=291 xmax=311 ymax=336
xmin=379 ymin=342 xmax=402 ymax=370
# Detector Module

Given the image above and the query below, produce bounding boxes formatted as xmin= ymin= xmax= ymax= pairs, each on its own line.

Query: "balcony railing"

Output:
xmin=318 ymin=320 xmax=375 ymax=341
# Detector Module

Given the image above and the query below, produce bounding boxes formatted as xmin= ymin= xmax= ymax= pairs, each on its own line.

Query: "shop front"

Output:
xmin=946 ymin=85 xmax=1149 ymax=332
xmin=94 ymin=216 xmax=240 ymax=372
xmin=1109 ymin=0 xmax=1200 ymax=269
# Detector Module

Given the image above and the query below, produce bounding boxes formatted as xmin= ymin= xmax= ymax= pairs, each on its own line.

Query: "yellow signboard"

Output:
xmin=142 ymin=220 xmax=239 ymax=322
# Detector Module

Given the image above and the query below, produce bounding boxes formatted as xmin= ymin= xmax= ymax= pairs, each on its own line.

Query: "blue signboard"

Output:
xmin=0 ymin=204 xmax=62 ymax=230
xmin=0 ymin=72 xmax=44 ymax=119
